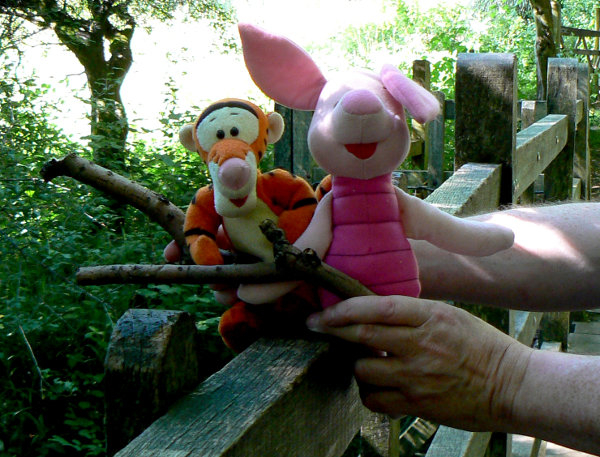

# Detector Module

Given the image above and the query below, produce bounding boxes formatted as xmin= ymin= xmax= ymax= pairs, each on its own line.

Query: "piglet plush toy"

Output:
xmin=237 ymin=23 xmax=514 ymax=308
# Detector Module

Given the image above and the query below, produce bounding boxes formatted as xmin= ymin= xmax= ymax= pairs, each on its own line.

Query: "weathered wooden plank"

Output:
xmin=425 ymin=163 xmax=502 ymax=217
xmin=115 ymin=338 xmax=367 ymax=457
xmin=410 ymin=60 xmax=432 ymax=168
xmin=425 ymin=427 xmax=491 ymax=457
xmin=575 ymin=63 xmax=591 ymax=200
xmin=561 ymin=25 xmax=600 ymax=39
xmin=520 ymin=100 xmax=548 ymax=129
xmin=512 ymin=114 xmax=568 ymax=201
xmin=509 ymin=311 xmax=544 ymax=346
xmin=568 ymin=333 xmax=600 ymax=355
xmin=397 ymin=418 xmax=438 ymax=456
xmin=274 ymin=104 xmax=315 ymax=180
xmin=360 ymin=413 xmax=397 ymax=457
xmin=274 ymin=103 xmax=294 ymax=172
xmin=572 ymin=177 xmax=582 ymax=200
xmin=570 ymin=48 xmax=600 ymax=57
xmin=518 ymin=101 xmax=549 ymax=203
xmin=540 ymin=312 xmax=570 ymax=349
xmin=575 ymin=99 xmax=584 ymax=125
xmin=105 ymin=309 xmax=201 ymax=455
xmin=428 ymin=91 xmax=446 ymax=189
xmin=572 ymin=321 xmax=600 ymax=335
xmin=544 ymin=58 xmax=578 ymax=201
xmin=455 ymin=53 xmax=516 ymax=204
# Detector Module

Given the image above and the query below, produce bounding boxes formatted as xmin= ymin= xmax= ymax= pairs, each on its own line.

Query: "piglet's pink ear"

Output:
xmin=239 ymin=23 xmax=326 ymax=111
xmin=380 ymin=64 xmax=440 ymax=124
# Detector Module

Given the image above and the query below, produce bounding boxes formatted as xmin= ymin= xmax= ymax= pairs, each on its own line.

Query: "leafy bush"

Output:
xmin=0 ymin=59 xmax=229 ymax=457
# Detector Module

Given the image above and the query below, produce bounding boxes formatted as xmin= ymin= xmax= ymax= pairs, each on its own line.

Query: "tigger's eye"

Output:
xmin=197 ymin=107 xmax=259 ymax=152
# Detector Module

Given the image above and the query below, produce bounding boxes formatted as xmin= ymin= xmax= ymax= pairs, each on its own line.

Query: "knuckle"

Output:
xmin=356 ymin=324 xmax=377 ymax=346
xmin=378 ymin=296 xmax=398 ymax=321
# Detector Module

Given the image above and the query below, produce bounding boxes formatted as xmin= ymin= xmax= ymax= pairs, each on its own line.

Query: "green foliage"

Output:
xmin=0 ymin=58 xmax=229 ymax=457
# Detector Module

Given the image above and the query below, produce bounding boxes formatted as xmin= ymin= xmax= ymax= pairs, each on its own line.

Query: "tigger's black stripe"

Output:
xmin=184 ymin=228 xmax=216 ymax=240
xmin=198 ymin=101 xmax=257 ymax=124
xmin=292 ymin=197 xmax=318 ymax=209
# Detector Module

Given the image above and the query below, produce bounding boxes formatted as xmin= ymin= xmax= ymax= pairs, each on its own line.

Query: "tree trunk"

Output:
xmin=530 ymin=0 xmax=558 ymax=100
xmin=48 ymin=1 xmax=134 ymax=170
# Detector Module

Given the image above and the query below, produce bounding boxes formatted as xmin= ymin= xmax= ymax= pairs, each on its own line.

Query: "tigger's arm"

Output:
xmin=260 ymin=169 xmax=318 ymax=243
xmin=185 ymin=186 xmax=224 ymax=265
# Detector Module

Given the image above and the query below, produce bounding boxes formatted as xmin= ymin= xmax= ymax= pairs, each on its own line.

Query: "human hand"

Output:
xmin=306 ymin=296 xmax=533 ymax=432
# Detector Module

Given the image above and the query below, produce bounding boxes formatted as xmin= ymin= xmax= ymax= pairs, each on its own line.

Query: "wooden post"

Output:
xmin=455 ymin=53 xmax=517 ymax=204
xmin=411 ymin=60 xmax=432 ymax=170
xmin=518 ymin=100 xmax=548 ymax=203
xmin=428 ymin=91 xmax=446 ymax=189
xmin=274 ymin=104 xmax=315 ymax=181
xmin=104 ymin=309 xmax=200 ymax=455
xmin=575 ymin=63 xmax=590 ymax=200
xmin=544 ymin=58 xmax=578 ymax=201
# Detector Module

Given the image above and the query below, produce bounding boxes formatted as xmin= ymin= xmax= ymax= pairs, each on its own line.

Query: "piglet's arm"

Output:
xmin=396 ymin=188 xmax=514 ymax=256
xmin=238 ymin=194 xmax=334 ymax=304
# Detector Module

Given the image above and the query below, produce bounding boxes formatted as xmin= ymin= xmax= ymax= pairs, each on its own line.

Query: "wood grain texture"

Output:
xmin=425 ymin=427 xmax=491 ymax=457
xmin=105 ymin=309 xmax=200 ymax=455
xmin=455 ymin=53 xmax=516 ymax=204
xmin=544 ymin=58 xmax=578 ymax=201
xmin=513 ymin=114 xmax=568 ymax=200
xmin=115 ymin=338 xmax=367 ymax=457
xmin=425 ymin=163 xmax=502 ymax=217
xmin=575 ymin=63 xmax=591 ymax=199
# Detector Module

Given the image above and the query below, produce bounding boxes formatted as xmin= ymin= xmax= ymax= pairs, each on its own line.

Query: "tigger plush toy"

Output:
xmin=235 ymin=23 xmax=515 ymax=308
xmin=178 ymin=98 xmax=319 ymax=352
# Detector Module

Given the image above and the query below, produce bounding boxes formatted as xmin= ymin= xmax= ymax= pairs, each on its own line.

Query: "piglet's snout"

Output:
xmin=341 ymin=89 xmax=383 ymax=115
xmin=333 ymin=90 xmax=393 ymax=144
xmin=218 ymin=158 xmax=250 ymax=190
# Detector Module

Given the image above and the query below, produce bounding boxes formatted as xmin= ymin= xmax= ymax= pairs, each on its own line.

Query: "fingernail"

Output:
xmin=306 ymin=313 xmax=324 ymax=333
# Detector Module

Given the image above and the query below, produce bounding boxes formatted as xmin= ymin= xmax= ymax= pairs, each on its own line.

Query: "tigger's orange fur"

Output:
xmin=179 ymin=99 xmax=319 ymax=352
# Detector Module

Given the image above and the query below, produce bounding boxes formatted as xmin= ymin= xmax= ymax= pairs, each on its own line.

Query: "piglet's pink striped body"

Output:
xmin=321 ymin=173 xmax=421 ymax=308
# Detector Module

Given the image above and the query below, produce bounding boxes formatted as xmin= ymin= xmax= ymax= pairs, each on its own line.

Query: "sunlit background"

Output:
xmin=21 ymin=0 xmax=470 ymax=140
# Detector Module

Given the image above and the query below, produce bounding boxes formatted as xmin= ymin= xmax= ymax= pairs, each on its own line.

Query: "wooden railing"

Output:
xmin=105 ymin=53 xmax=591 ymax=457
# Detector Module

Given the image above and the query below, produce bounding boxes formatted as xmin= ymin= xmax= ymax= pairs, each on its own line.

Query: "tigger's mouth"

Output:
xmin=230 ymin=196 xmax=248 ymax=208
xmin=345 ymin=143 xmax=377 ymax=160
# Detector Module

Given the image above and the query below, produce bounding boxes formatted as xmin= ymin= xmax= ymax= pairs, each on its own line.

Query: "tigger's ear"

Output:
xmin=179 ymin=124 xmax=197 ymax=151
xmin=266 ymin=112 xmax=284 ymax=144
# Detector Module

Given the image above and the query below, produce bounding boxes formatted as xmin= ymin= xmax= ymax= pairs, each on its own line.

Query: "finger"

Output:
xmin=354 ymin=357 xmax=412 ymax=388
xmin=163 ymin=240 xmax=182 ymax=263
xmin=307 ymin=295 xmax=433 ymax=329
xmin=359 ymin=387 xmax=412 ymax=419
xmin=213 ymin=289 xmax=239 ymax=307
xmin=311 ymin=323 xmax=417 ymax=355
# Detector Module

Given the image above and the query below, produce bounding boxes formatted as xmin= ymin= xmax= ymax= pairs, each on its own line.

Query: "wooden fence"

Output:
xmin=105 ymin=53 xmax=591 ymax=457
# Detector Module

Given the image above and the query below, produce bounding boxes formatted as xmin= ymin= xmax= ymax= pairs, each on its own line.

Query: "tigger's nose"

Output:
xmin=218 ymin=158 xmax=250 ymax=190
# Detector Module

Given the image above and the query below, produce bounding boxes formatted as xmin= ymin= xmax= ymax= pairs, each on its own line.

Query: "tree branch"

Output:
xmin=76 ymin=262 xmax=287 ymax=286
xmin=41 ymin=153 xmax=187 ymax=251
xmin=76 ymin=220 xmax=375 ymax=302
xmin=42 ymin=155 xmax=374 ymax=300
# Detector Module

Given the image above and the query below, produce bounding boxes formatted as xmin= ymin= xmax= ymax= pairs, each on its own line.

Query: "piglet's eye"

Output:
xmin=216 ymin=130 xmax=225 ymax=139
xmin=230 ymin=127 xmax=239 ymax=136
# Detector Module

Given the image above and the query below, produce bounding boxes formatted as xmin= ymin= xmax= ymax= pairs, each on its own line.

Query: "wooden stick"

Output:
xmin=41 ymin=153 xmax=187 ymax=250
xmin=77 ymin=221 xmax=375 ymax=300
xmin=43 ymin=155 xmax=374 ymax=299
xmin=76 ymin=262 xmax=288 ymax=286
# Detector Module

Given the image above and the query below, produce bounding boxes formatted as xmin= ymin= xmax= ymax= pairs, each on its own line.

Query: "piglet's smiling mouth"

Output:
xmin=345 ymin=143 xmax=378 ymax=160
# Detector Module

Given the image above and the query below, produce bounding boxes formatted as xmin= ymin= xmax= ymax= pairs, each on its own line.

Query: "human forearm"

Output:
xmin=506 ymin=350 xmax=600 ymax=454
xmin=414 ymin=203 xmax=600 ymax=310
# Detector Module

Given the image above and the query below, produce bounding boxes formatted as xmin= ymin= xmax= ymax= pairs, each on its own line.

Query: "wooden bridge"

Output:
xmin=103 ymin=53 xmax=595 ymax=457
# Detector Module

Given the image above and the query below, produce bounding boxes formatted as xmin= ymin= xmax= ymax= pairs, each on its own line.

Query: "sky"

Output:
xmin=20 ymin=0 xmax=466 ymax=141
